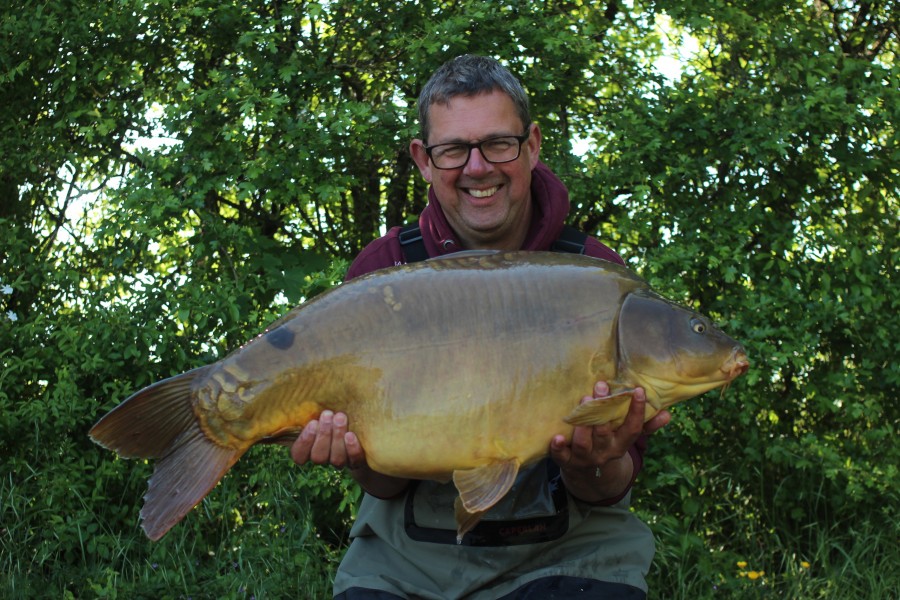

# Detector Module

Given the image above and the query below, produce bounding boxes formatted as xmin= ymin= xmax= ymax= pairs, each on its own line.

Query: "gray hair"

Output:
xmin=417 ymin=55 xmax=532 ymax=143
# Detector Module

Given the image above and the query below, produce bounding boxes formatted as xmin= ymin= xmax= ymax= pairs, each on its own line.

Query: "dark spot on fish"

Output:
xmin=265 ymin=327 xmax=295 ymax=350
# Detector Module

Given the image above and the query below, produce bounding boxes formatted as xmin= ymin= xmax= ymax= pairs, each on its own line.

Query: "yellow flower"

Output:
xmin=736 ymin=561 xmax=748 ymax=569
xmin=800 ymin=561 xmax=811 ymax=569
xmin=748 ymin=571 xmax=765 ymax=580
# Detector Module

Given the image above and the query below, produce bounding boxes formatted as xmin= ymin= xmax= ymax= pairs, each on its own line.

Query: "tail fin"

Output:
xmin=140 ymin=421 xmax=241 ymax=540
xmin=89 ymin=366 xmax=243 ymax=540
xmin=89 ymin=366 xmax=210 ymax=458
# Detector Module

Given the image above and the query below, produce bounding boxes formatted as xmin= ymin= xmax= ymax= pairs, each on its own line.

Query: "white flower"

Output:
xmin=1 ymin=284 xmax=12 ymax=295
xmin=6 ymin=311 xmax=16 ymax=322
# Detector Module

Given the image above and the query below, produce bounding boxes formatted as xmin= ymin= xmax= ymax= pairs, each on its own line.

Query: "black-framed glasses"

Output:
xmin=424 ymin=129 xmax=531 ymax=170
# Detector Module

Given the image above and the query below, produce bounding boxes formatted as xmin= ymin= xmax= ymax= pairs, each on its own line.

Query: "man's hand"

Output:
xmin=290 ymin=410 xmax=365 ymax=469
xmin=290 ymin=411 xmax=409 ymax=499
xmin=549 ymin=382 xmax=671 ymax=503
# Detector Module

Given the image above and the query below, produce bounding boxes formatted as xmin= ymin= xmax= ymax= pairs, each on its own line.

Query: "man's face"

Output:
xmin=410 ymin=90 xmax=542 ymax=249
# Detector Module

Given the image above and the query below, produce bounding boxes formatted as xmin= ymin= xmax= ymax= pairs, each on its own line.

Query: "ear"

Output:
xmin=525 ymin=123 xmax=542 ymax=169
xmin=409 ymin=139 xmax=433 ymax=183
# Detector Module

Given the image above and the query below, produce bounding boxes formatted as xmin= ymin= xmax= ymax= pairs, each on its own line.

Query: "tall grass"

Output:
xmin=1 ymin=452 xmax=349 ymax=599
xmin=636 ymin=452 xmax=900 ymax=600
xmin=3 ymin=459 xmax=897 ymax=599
xmin=645 ymin=513 xmax=899 ymax=599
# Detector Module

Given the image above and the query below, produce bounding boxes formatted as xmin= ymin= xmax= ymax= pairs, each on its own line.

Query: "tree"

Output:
xmin=585 ymin=0 xmax=899 ymax=589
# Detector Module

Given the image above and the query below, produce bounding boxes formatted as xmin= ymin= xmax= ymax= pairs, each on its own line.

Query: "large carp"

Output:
xmin=90 ymin=251 xmax=749 ymax=541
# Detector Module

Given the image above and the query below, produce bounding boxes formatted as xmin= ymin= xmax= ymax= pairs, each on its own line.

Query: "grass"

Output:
xmin=2 ymin=505 xmax=343 ymax=599
xmin=3 ymin=449 xmax=897 ymax=599
xmin=5 ymin=515 xmax=896 ymax=599
xmin=0 ymin=460 xmax=346 ymax=599
xmin=5 ymin=498 xmax=898 ymax=598
xmin=645 ymin=516 xmax=899 ymax=599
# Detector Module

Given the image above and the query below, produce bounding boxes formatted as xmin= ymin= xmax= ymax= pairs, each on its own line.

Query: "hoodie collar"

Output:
xmin=418 ymin=161 xmax=571 ymax=256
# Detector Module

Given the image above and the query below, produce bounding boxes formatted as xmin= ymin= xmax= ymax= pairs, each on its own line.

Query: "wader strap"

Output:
xmin=550 ymin=225 xmax=588 ymax=255
xmin=398 ymin=223 xmax=429 ymax=263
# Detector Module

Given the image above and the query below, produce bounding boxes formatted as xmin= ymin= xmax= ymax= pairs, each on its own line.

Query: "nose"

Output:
xmin=463 ymin=147 xmax=493 ymax=176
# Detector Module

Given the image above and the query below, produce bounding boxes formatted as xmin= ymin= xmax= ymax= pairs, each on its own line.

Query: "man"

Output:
xmin=292 ymin=55 xmax=670 ymax=599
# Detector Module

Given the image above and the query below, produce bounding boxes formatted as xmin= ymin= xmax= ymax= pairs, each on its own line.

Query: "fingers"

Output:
xmin=569 ymin=419 xmax=598 ymax=456
xmin=549 ymin=434 xmax=571 ymax=466
xmin=344 ymin=431 xmax=367 ymax=470
xmin=580 ymin=380 xmax=611 ymax=405
xmin=644 ymin=409 xmax=671 ymax=434
xmin=553 ymin=384 xmax=650 ymax=471
xmin=309 ymin=411 xmax=336 ymax=464
xmin=619 ymin=387 xmax=646 ymax=438
xmin=324 ymin=411 xmax=349 ymax=467
xmin=289 ymin=421 xmax=315 ymax=465
xmin=620 ymin=386 xmax=671 ymax=435
xmin=290 ymin=411 xmax=354 ymax=468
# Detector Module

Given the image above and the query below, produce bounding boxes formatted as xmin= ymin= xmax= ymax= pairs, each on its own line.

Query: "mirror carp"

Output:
xmin=90 ymin=251 xmax=749 ymax=541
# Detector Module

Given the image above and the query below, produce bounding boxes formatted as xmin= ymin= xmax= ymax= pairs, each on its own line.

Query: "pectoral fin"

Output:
xmin=452 ymin=458 xmax=520 ymax=543
xmin=563 ymin=389 xmax=637 ymax=427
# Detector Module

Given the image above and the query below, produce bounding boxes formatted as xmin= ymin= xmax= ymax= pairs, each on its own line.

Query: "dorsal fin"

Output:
xmin=427 ymin=249 xmax=500 ymax=261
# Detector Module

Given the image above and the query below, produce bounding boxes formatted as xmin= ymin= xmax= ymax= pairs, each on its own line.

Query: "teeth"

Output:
xmin=469 ymin=186 xmax=499 ymax=198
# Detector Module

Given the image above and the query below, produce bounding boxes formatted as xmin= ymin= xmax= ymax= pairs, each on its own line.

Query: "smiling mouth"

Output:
xmin=466 ymin=185 xmax=500 ymax=198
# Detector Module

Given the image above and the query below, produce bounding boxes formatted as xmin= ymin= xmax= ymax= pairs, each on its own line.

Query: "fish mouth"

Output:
xmin=721 ymin=347 xmax=750 ymax=380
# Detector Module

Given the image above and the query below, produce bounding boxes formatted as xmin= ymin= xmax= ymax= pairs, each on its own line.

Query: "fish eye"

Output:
xmin=691 ymin=318 xmax=707 ymax=334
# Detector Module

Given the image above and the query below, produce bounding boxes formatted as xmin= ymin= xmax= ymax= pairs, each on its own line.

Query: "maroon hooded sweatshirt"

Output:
xmin=346 ymin=161 xmax=624 ymax=278
xmin=344 ymin=160 xmax=644 ymax=504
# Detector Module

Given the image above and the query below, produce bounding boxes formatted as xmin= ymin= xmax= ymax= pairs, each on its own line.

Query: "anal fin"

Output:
xmin=453 ymin=498 xmax=486 ymax=544
xmin=452 ymin=458 xmax=520 ymax=543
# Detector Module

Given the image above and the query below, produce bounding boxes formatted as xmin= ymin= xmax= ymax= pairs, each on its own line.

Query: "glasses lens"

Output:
xmin=479 ymin=137 xmax=521 ymax=163
xmin=430 ymin=144 xmax=470 ymax=169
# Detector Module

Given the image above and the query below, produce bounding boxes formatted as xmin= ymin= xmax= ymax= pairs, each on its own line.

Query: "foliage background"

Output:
xmin=1 ymin=0 xmax=897 ymax=598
